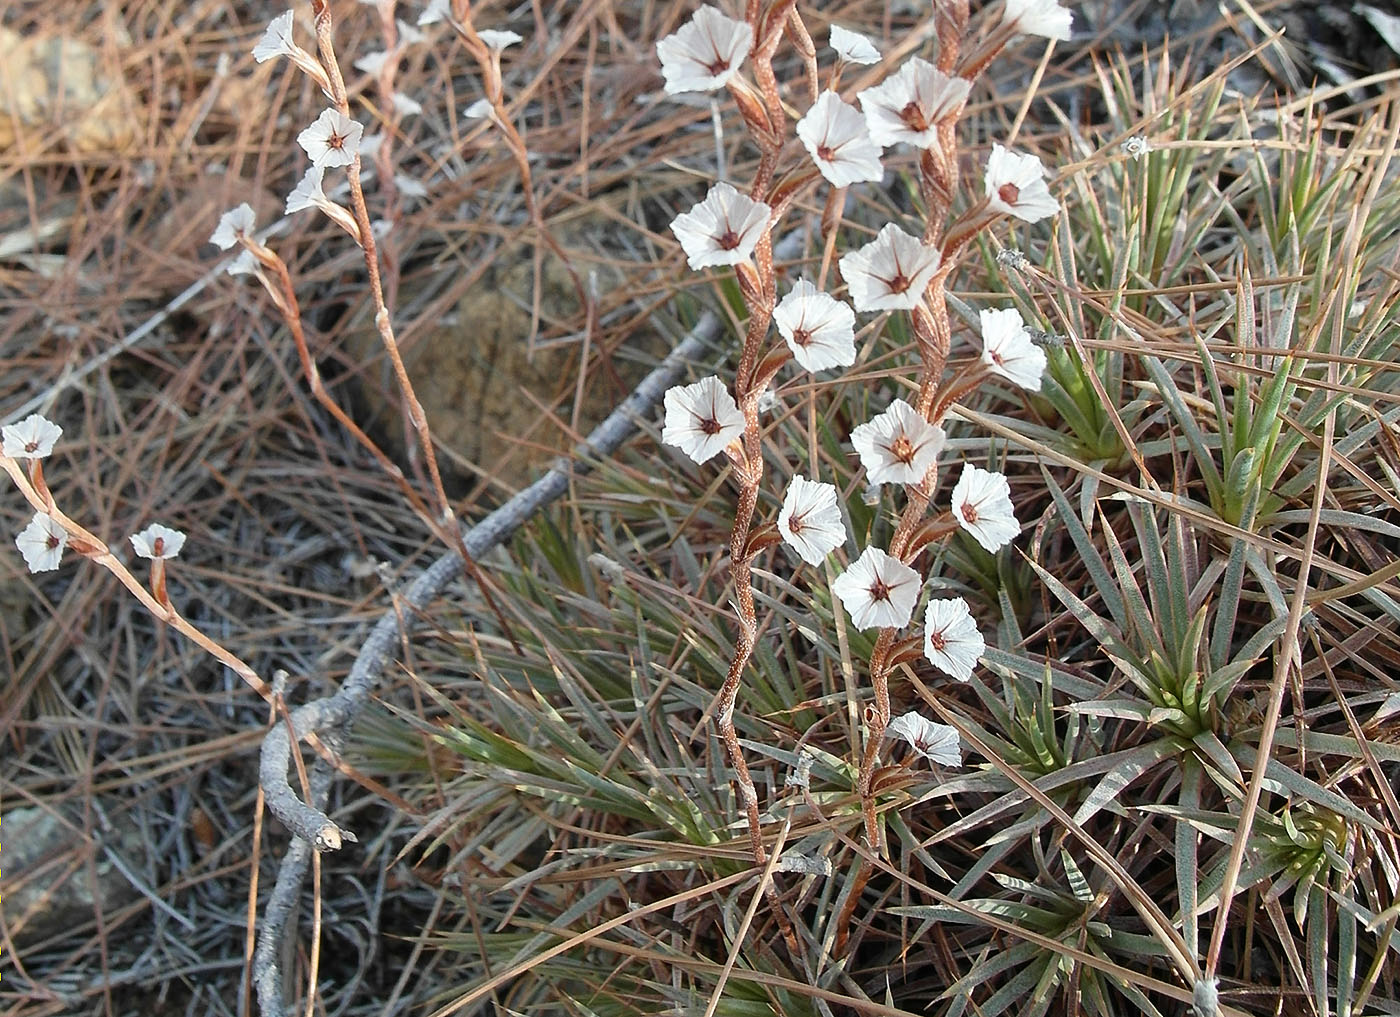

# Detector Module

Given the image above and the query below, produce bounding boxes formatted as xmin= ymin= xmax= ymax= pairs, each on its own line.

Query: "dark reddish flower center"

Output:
xmin=699 ymin=415 xmax=722 ymax=435
xmin=898 ymin=101 xmax=930 ymax=133
xmin=792 ymin=327 xmax=813 ymax=348
xmin=991 ymin=350 xmax=1006 ymax=366
xmin=888 ymin=435 xmax=916 ymax=465
xmin=961 ymin=501 xmax=978 ymax=524
xmin=868 ymin=577 xmax=891 ymax=602
xmin=928 ymin=630 xmax=947 ymax=651
xmin=703 ymin=56 xmax=731 ymax=76
xmin=717 ymin=228 xmax=741 ymax=251
xmin=24 ymin=440 xmax=39 ymax=452
xmin=997 ymin=182 xmax=1020 ymax=205
xmin=817 ymin=143 xmax=836 ymax=162
xmin=45 ymin=534 xmax=60 ymax=550
xmin=886 ymin=271 xmax=910 ymax=293
xmin=152 ymin=537 xmax=166 ymax=556
xmin=328 ymin=131 xmax=347 ymax=151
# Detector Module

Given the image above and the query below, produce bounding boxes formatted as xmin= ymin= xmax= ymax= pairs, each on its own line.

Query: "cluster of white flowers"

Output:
xmin=651 ymin=1 xmax=1075 ymax=702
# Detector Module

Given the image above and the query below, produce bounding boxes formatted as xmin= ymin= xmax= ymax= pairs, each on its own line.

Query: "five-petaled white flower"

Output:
xmin=923 ymin=598 xmax=985 ymax=681
xmin=778 ymin=475 xmax=846 ymax=565
xmin=839 ymin=223 xmax=941 ymax=312
xmin=1121 ymin=135 xmax=1151 ymax=160
xmin=209 ymin=203 xmax=255 ymax=250
xmin=661 ymin=376 xmax=745 ymax=464
xmin=15 ymin=512 xmax=66 ymax=573
xmin=859 ymin=57 xmax=971 ymax=149
xmin=252 ymin=11 xmax=297 ymax=62
xmin=980 ymin=307 xmax=1046 ymax=391
xmin=797 ymin=91 xmax=884 ymax=187
xmin=886 ymin=711 xmax=963 ymax=766
xmin=1002 ymin=0 xmax=1073 ymax=41
xmin=130 ymin=524 xmax=187 ymax=561
xmin=2 ymin=414 xmax=62 ymax=459
xmin=297 ymin=109 xmax=364 ymax=168
xmin=832 ymin=546 xmax=921 ymax=630
xmin=670 ymin=182 xmax=771 ymax=271
xmin=773 ymin=279 xmax=857 ymax=372
xmin=951 ymin=464 xmax=1020 ymax=552
xmin=656 ymin=5 xmax=753 ymax=95
xmin=829 ymin=25 xmax=880 ymax=65
xmin=850 ymin=398 xmax=946 ymax=486
xmin=984 ymin=144 xmax=1059 ymax=223
xmin=285 ymin=166 xmax=329 ymax=215
xmin=476 ymin=29 xmax=522 ymax=51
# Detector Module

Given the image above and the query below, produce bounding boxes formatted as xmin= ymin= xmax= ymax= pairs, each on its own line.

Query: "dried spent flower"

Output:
xmin=829 ymin=25 xmax=881 ymax=65
xmin=832 ymin=546 xmax=921 ymax=630
xmin=984 ymin=144 xmax=1059 ymax=223
xmin=979 ymin=307 xmax=1047 ymax=391
xmin=886 ymin=711 xmax=963 ymax=766
xmin=297 ymin=109 xmax=365 ymax=168
xmin=778 ymin=476 xmax=847 ymax=566
xmin=209 ymin=203 xmax=256 ymax=250
xmin=859 ymin=57 xmax=970 ymax=149
xmin=1002 ymin=0 xmax=1074 ymax=41
xmin=655 ymin=5 xmax=753 ymax=95
xmin=796 ymin=91 xmax=884 ymax=187
xmin=839 ymin=223 xmax=941 ymax=312
xmin=773 ymin=279 xmax=857 ymax=372
xmin=669 ymin=182 xmax=771 ymax=271
xmin=923 ymin=598 xmax=985 ymax=681
xmin=661 ymin=376 xmax=745 ymax=464
xmin=15 ymin=512 xmax=66 ymax=573
xmin=850 ymin=398 xmax=946 ymax=486
xmin=951 ymin=464 xmax=1020 ymax=552
xmin=130 ymin=524 xmax=187 ymax=561
xmin=2 ymin=413 xmax=62 ymax=459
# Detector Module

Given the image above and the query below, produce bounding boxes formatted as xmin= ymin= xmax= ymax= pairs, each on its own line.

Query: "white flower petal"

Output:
xmin=285 ymin=166 xmax=328 ymax=214
xmin=850 ymin=399 xmax=945 ymax=486
xmin=15 ymin=512 xmax=66 ymax=573
xmin=979 ymin=307 xmax=1046 ymax=391
xmin=829 ymin=25 xmax=880 ymax=65
xmin=984 ymin=144 xmax=1059 ymax=223
xmin=297 ymin=109 xmax=365 ymax=168
xmin=253 ymin=11 xmax=296 ymax=62
xmin=797 ymin=91 xmax=884 ymax=187
xmin=661 ymin=376 xmax=745 ymax=463
xmin=839 ymin=223 xmax=941 ymax=311
xmin=858 ymin=57 xmax=970 ymax=149
xmin=130 ymin=524 xmax=187 ymax=560
xmin=887 ymin=711 xmax=963 ymax=766
xmin=773 ymin=279 xmax=856 ymax=372
xmin=923 ymin=598 xmax=985 ymax=681
xmin=477 ymin=29 xmax=522 ymax=51
xmin=2 ymin=414 xmax=62 ymax=459
xmin=463 ymin=99 xmax=494 ymax=119
xmin=670 ymin=182 xmax=771 ymax=271
xmin=778 ymin=475 xmax=846 ymax=565
xmin=1003 ymin=0 xmax=1073 ymax=41
xmin=831 ymin=546 xmax=921 ymax=631
xmin=418 ymin=0 xmax=452 ymax=25
xmin=354 ymin=50 xmax=391 ymax=76
xmin=209 ymin=203 xmax=255 ymax=250
xmin=951 ymin=464 xmax=1020 ymax=552
xmin=656 ymin=5 xmax=753 ymax=95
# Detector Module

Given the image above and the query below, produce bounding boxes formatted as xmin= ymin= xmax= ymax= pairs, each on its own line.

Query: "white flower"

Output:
xmin=951 ymin=464 xmax=1020 ymax=552
xmin=796 ymin=91 xmax=884 ymax=187
xmin=392 ymin=93 xmax=423 ymax=117
xmin=670 ymin=182 xmax=771 ymax=271
xmin=839 ymin=223 xmax=941 ymax=312
xmin=477 ymin=29 xmax=522 ymax=51
xmin=829 ymin=25 xmax=880 ymax=65
xmin=354 ymin=50 xmax=390 ymax=76
xmin=397 ymin=19 xmax=427 ymax=45
xmin=923 ymin=598 xmax=985 ymax=681
xmin=463 ymin=99 xmax=494 ymax=119
xmin=655 ymin=5 xmax=753 ymax=95
xmin=661 ymin=376 xmax=745 ymax=463
xmin=285 ymin=166 xmax=328 ymax=214
xmin=209 ymin=203 xmax=255 ymax=250
xmin=887 ymin=711 xmax=963 ymax=766
xmin=130 ymin=524 xmax=186 ymax=560
xmin=227 ymin=250 xmax=260 ymax=276
xmin=253 ymin=11 xmax=297 ymax=62
xmin=395 ymin=174 xmax=428 ymax=198
xmin=984 ymin=144 xmax=1059 ymax=223
xmin=850 ymin=399 xmax=945 ymax=486
xmin=297 ymin=109 xmax=364 ymax=168
xmin=15 ymin=512 xmax=66 ymax=573
xmin=858 ymin=58 xmax=970 ymax=149
xmin=418 ymin=0 xmax=451 ymax=25
xmin=2 ymin=414 xmax=62 ymax=458
xmin=1002 ymin=0 xmax=1073 ymax=41
xmin=778 ymin=476 xmax=846 ymax=565
xmin=1121 ymin=135 xmax=1151 ymax=160
xmin=773 ymin=279 xmax=856 ymax=372
xmin=979 ymin=307 xmax=1046 ymax=391
xmin=832 ymin=546 xmax=921 ymax=630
